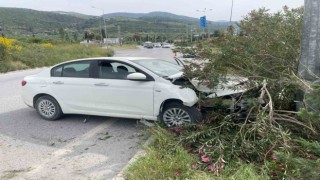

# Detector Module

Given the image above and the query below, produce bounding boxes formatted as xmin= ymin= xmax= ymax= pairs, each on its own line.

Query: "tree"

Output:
xmin=132 ymin=33 xmax=141 ymax=42
xmin=84 ymin=30 xmax=94 ymax=42
xmin=185 ymin=7 xmax=303 ymax=110
xmin=213 ymin=30 xmax=221 ymax=37
xmin=73 ymin=33 xmax=78 ymax=42
xmin=101 ymin=29 xmax=106 ymax=39
xmin=58 ymin=27 xmax=65 ymax=40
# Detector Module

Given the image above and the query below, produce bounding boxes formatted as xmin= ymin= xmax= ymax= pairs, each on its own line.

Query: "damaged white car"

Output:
xmin=21 ymin=57 xmax=249 ymax=127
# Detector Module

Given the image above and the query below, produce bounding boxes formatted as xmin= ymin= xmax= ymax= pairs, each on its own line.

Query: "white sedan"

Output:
xmin=21 ymin=57 xmax=203 ymax=127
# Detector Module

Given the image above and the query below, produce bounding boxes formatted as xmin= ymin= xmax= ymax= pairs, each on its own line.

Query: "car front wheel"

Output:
xmin=35 ymin=95 xmax=62 ymax=121
xmin=160 ymin=102 xmax=203 ymax=127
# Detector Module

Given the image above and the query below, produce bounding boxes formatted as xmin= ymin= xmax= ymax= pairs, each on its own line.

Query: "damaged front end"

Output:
xmin=166 ymin=72 xmax=256 ymax=120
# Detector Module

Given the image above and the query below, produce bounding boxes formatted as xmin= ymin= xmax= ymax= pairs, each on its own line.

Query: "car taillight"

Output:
xmin=21 ymin=80 xmax=27 ymax=86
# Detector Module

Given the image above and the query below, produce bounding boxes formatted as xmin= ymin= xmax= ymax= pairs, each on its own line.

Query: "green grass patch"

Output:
xmin=125 ymin=123 xmax=320 ymax=179
xmin=125 ymin=127 xmax=201 ymax=179
xmin=125 ymin=126 xmax=269 ymax=180
xmin=1 ymin=43 xmax=114 ymax=73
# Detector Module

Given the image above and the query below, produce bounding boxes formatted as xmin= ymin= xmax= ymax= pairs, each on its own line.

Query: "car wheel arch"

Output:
xmin=159 ymin=99 xmax=183 ymax=114
xmin=159 ymin=99 xmax=203 ymax=126
xmin=33 ymin=93 xmax=61 ymax=111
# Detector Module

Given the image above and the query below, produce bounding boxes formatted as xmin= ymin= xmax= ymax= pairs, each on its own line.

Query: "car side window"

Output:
xmin=98 ymin=61 xmax=137 ymax=79
xmin=51 ymin=61 xmax=91 ymax=78
xmin=52 ymin=66 xmax=63 ymax=77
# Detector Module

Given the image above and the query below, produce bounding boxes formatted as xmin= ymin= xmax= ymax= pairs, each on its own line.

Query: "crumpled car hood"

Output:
xmin=190 ymin=75 xmax=249 ymax=97
xmin=168 ymin=72 xmax=249 ymax=98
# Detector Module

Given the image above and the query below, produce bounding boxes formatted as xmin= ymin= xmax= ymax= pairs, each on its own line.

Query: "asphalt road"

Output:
xmin=0 ymin=47 xmax=175 ymax=179
xmin=115 ymin=45 xmax=176 ymax=60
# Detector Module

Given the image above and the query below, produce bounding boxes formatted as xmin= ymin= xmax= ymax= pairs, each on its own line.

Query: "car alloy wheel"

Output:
xmin=35 ymin=95 xmax=62 ymax=121
xmin=161 ymin=102 xmax=203 ymax=127
xmin=162 ymin=107 xmax=192 ymax=127
xmin=38 ymin=99 xmax=56 ymax=118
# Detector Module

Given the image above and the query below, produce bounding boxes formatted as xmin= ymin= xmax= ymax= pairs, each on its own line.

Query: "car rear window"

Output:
xmin=51 ymin=61 xmax=91 ymax=78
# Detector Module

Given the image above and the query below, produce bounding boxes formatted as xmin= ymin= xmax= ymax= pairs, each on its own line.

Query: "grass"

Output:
xmin=125 ymin=123 xmax=320 ymax=179
xmin=1 ymin=168 xmax=32 ymax=179
xmin=0 ymin=41 xmax=115 ymax=73
xmin=222 ymin=163 xmax=269 ymax=180
xmin=124 ymin=126 xmax=269 ymax=180
xmin=125 ymin=127 xmax=201 ymax=179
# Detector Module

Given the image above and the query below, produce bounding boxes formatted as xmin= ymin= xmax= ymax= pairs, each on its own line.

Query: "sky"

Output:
xmin=0 ymin=0 xmax=304 ymax=21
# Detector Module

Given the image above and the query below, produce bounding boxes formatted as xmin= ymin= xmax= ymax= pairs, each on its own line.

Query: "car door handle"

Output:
xmin=94 ymin=83 xmax=109 ymax=87
xmin=53 ymin=81 xmax=64 ymax=84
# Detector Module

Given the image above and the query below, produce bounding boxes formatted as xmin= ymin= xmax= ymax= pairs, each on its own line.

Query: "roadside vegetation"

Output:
xmin=126 ymin=6 xmax=320 ymax=179
xmin=0 ymin=37 xmax=114 ymax=73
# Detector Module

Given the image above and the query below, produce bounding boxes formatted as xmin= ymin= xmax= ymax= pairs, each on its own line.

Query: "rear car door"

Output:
xmin=49 ymin=60 xmax=97 ymax=113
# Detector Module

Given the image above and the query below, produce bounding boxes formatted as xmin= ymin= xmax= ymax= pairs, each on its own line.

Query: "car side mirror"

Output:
xmin=127 ymin=72 xmax=147 ymax=81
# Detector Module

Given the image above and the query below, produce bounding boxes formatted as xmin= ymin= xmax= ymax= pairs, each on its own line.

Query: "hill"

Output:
xmin=103 ymin=11 xmax=198 ymax=22
xmin=0 ymin=7 xmax=231 ymax=41
xmin=54 ymin=11 xmax=94 ymax=19
xmin=0 ymin=7 xmax=85 ymax=35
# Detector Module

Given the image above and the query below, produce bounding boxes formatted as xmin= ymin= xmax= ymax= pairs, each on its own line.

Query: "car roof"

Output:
xmin=68 ymin=57 xmax=158 ymax=62
xmin=51 ymin=57 xmax=159 ymax=68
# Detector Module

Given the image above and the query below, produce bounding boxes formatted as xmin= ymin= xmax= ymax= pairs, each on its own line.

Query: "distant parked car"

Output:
xmin=154 ymin=43 xmax=161 ymax=48
xmin=143 ymin=41 xmax=153 ymax=48
xmin=183 ymin=53 xmax=196 ymax=58
xmin=162 ymin=43 xmax=171 ymax=48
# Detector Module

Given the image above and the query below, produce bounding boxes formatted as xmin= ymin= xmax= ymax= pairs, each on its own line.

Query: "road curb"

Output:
xmin=112 ymin=135 xmax=155 ymax=180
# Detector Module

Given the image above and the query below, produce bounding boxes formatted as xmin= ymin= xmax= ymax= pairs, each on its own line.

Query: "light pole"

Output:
xmin=92 ymin=6 xmax=108 ymax=48
xmin=229 ymin=0 xmax=234 ymax=24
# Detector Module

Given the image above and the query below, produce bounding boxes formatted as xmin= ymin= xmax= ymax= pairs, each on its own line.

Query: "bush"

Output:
xmin=0 ymin=36 xmax=16 ymax=62
xmin=0 ymin=43 xmax=6 ymax=61
xmin=174 ymin=6 xmax=320 ymax=179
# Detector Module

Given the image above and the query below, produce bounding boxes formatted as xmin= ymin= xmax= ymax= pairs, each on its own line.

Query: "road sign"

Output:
xmin=200 ymin=16 xmax=206 ymax=28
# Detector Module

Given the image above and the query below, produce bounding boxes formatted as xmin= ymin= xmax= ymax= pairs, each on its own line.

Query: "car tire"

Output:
xmin=160 ymin=102 xmax=203 ymax=127
xmin=35 ymin=95 xmax=63 ymax=121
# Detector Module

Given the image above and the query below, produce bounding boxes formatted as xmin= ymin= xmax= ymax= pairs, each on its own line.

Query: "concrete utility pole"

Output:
xmin=298 ymin=0 xmax=320 ymax=82
xmin=297 ymin=0 xmax=320 ymax=111
xmin=92 ymin=6 xmax=108 ymax=48
xmin=186 ymin=25 xmax=188 ymax=42
xmin=229 ymin=0 xmax=234 ymax=25
xmin=117 ymin=25 xmax=121 ymax=45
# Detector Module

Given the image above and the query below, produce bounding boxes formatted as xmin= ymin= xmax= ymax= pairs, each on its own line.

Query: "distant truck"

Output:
xmin=143 ymin=41 xmax=153 ymax=48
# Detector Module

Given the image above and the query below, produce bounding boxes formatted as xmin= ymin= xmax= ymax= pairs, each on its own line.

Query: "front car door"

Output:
xmin=90 ymin=60 xmax=155 ymax=118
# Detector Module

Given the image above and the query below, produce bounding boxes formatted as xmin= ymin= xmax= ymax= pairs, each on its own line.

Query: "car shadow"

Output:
xmin=0 ymin=107 xmax=146 ymax=148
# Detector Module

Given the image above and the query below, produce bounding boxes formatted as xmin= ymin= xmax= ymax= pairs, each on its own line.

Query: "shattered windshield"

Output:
xmin=134 ymin=59 xmax=183 ymax=77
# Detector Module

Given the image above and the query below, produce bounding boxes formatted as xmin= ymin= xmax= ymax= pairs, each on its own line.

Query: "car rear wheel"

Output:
xmin=35 ymin=95 xmax=62 ymax=121
xmin=160 ymin=102 xmax=203 ymax=127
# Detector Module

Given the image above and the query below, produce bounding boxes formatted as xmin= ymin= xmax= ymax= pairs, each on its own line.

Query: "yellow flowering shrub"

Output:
xmin=0 ymin=37 xmax=15 ymax=48
xmin=40 ymin=43 xmax=53 ymax=48
xmin=0 ymin=37 xmax=23 ymax=61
